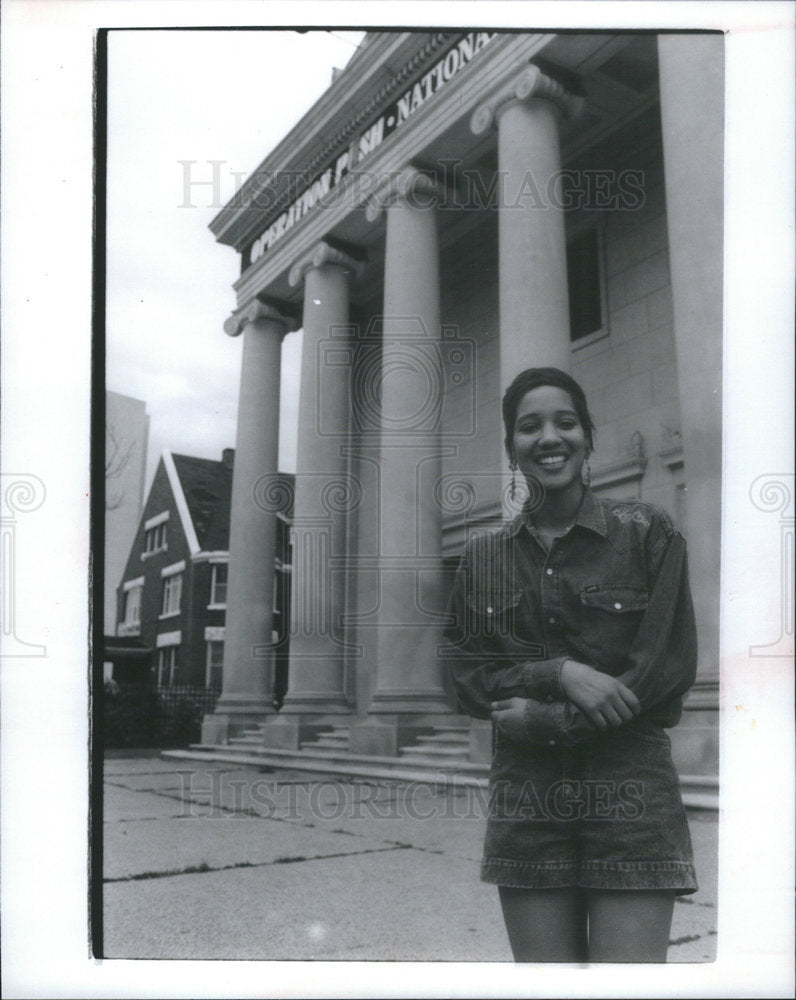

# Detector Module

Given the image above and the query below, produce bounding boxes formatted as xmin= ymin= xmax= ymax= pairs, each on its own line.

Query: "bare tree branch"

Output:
xmin=106 ymin=422 xmax=135 ymax=511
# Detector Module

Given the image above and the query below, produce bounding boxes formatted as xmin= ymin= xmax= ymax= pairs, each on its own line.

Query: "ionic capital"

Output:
xmin=364 ymin=167 xmax=442 ymax=224
xmin=223 ymin=297 xmax=300 ymax=338
xmin=288 ymin=240 xmax=366 ymax=288
xmin=470 ymin=62 xmax=584 ymax=136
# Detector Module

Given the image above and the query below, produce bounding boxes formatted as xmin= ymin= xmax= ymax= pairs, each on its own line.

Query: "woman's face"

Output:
xmin=511 ymin=385 xmax=588 ymax=499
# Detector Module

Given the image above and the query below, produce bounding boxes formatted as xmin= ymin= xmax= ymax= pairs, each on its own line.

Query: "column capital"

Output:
xmin=470 ymin=62 xmax=584 ymax=136
xmin=364 ymin=167 xmax=442 ymax=224
xmin=288 ymin=239 xmax=366 ymax=288
xmin=223 ymin=296 xmax=300 ymax=338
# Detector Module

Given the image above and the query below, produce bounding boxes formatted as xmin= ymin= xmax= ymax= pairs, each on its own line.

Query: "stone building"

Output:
xmin=199 ymin=30 xmax=722 ymax=784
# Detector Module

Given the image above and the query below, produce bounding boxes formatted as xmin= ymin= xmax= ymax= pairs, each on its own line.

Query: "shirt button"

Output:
xmin=548 ymin=617 xmax=556 ymax=624
xmin=486 ymin=606 xmax=493 ymax=614
xmin=548 ymin=739 xmax=556 ymax=746
xmin=614 ymin=602 xmax=622 ymax=610
xmin=546 ymin=568 xmax=553 ymax=576
xmin=545 ymin=695 xmax=554 ymax=703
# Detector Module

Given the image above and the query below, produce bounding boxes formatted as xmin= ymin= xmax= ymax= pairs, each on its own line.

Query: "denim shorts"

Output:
xmin=480 ymin=719 xmax=698 ymax=894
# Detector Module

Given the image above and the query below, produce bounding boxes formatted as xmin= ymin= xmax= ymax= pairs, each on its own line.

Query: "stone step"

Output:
xmin=399 ymin=744 xmax=470 ymax=758
xmin=418 ymin=733 xmax=471 ymax=745
xmin=301 ymin=737 xmax=350 ymax=750
xmin=164 ymin=745 xmax=489 ymax=781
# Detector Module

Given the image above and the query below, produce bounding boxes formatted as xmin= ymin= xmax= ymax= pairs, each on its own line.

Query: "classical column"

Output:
xmin=658 ymin=35 xmax=723 ymax=773
xmin=262 ymin=241 xmax=363 ymax=750
xmin=350 ymin=170 xmax=453 ymax=756
xmin=201 ymin=299 xmax=297 ymax=743
xmin=471 ymin=64 xmax=583 ymax=380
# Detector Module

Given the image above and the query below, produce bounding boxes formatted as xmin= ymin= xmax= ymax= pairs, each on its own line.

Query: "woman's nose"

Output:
xmin=539 ymin=422 xmax=561 ymax=444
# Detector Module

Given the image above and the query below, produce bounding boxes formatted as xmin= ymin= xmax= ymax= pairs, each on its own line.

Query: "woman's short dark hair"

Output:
xmin=502 ymin=367 xmax=595 ymax=454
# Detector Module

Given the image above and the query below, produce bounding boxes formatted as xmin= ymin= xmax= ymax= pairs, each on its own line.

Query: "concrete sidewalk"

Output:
xmin=102 ymin=754 xmax=718 ymax=962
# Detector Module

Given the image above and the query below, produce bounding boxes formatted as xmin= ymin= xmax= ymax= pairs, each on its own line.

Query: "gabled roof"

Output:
xmin=154 ymin=450 xmax=294 ymax=556
xmin=169 ymin=452 xmax=234 ymax=552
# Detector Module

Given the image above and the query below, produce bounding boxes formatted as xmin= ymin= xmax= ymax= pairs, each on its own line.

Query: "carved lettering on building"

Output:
xmin=247 ymin=31 xmax=495 ymax=268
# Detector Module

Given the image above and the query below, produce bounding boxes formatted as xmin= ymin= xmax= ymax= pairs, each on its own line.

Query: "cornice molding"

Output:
xmin=210 ymin=31 xmax=455 ymax=248
xmin=288 ymin=239 xmax=366 ymax=288
xmin=470 ymin=61 xmax=584 ymax=136
xmin=590 ymin=431 xmax=647 ymax=492
xmin=222 ymin=297 xmax=300 ymax=338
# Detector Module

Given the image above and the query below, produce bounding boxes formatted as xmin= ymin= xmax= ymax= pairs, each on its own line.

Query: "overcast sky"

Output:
xmin=106 ymin=29 xmax=365 ymax=488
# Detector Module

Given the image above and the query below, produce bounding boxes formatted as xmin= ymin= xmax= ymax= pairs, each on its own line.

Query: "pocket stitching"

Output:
xmin=466 ymin=590 xmax=523 ymax=616
xmin=580 ymin=586 xmax=648 ymax=614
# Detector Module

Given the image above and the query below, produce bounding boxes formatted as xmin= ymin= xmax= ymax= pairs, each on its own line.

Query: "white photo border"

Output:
xmin=1 ymin=1 xmax=793 ymax=997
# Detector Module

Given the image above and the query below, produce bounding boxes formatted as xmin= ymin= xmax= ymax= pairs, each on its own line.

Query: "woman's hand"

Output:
xmin=490 ymin=697 xmax=529 ymax=741
xmin=560 ymin=659 xmax=641 ymax=731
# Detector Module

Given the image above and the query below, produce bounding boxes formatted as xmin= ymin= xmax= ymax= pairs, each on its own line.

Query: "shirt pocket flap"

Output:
xmin=465 ymin=590 xmax=523 ymax=617
xmin=580 ymin=585 xmax=649 ymax=614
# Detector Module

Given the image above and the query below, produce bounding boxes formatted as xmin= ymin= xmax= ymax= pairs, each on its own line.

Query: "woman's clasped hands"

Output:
xmin=491 ymin=659 xmax=641 ymax=740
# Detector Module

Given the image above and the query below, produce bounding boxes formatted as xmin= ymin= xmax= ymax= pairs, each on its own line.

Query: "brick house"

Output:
xmin=114 ymin=448 xmax=293 ymax=695
xmin=114 ymin=448 xmax=234 ymax=689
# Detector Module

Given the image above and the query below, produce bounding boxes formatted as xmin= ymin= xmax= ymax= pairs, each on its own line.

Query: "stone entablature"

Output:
xmin=210 ymin=32 xmax=456 ymax=252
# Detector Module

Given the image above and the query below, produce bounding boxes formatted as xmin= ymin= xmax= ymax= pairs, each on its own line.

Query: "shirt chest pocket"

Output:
xmin=573 ymin=585 xmax=649 ymax=665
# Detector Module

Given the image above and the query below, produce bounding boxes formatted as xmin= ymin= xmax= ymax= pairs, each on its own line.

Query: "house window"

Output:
xmin=209 ymin=563 xmax=228 ymax=607
xmin=157 ymin=645 xmax=180 ymax=687
xmin=144 ymin=521 xmax=168 ymax=554
xmin=567 ymin=226 xmax=606 ymax=343
xmin=161 ymin=572 xmax=183 ymax=616
xmin=123 ymin=585 xmax=142 ymax=626
xmin=206 ymin=641 xmax=224 ymax=690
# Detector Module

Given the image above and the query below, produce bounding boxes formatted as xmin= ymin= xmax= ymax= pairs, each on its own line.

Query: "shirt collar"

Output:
xmin=506 ymin=487 xmax=608 ymax=539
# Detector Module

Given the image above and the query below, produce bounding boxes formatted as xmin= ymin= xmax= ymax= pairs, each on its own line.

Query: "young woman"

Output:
xmin=444 ymin=367 xmax=698 ymax=963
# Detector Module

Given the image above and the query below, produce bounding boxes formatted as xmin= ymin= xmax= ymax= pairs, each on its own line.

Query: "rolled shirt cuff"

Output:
xmin=522 ymin=657 xmax=567 ymax=702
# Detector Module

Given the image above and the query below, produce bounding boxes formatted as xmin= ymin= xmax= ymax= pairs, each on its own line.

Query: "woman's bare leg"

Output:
xmin=498 ymin=886 xmax=587 ymax=962
xmin=586 ymin=889 xmax=675 ymax=963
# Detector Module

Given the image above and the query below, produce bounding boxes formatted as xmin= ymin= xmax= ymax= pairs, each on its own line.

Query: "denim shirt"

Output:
xmin=442 ymin=489 xmax=698 ymax=746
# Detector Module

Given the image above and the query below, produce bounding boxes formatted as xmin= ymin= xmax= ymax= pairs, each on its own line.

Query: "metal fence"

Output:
xmin=103 ymin=681 xmax=221 ymax=749
xmin=154 ymin=683 xmax=221 ymax=720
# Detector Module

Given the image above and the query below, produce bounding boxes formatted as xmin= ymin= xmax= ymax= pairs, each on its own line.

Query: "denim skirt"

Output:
xmin=480 ymin=719 xmax=698 ymax=894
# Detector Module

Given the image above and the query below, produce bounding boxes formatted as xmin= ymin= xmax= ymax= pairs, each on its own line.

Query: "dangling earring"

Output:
xmin=509 ymin=459 xmax=518 ymax=501
xmin=582 ymin=452 xmax=592 ymax=489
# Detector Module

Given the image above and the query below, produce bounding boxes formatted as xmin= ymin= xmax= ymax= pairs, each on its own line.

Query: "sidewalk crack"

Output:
xmin=104 ymin=843 xmax=411 ymax=884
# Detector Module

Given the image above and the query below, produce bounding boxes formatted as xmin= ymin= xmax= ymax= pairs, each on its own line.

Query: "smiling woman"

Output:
xmin=443 ymin=366 xmax=699 ymax=963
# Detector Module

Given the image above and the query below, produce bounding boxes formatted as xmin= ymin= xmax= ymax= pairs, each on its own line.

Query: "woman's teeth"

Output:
xmin=537 ymin=455 xmax=567 ymax=466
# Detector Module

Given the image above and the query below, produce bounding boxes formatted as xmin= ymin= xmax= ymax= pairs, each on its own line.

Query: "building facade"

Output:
xmin=202 ymin=31 xmax=723 ymax=777
xmin=104 ymin=391 xmax=149 ymax=635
